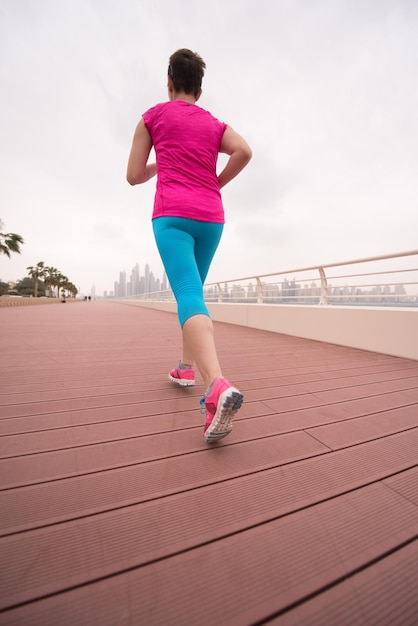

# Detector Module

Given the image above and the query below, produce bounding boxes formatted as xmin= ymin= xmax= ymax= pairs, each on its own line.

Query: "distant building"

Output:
xmin=109 ymin=263 xmax=166 ymax=298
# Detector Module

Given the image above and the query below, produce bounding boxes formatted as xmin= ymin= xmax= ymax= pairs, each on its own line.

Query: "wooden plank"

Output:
xmin=1 ymin=429 xmax=416 ymax=537
xmin=306 ymin=404 xmax=418 ymax=449
xmin=0 ymin=429 xmax=327 ymax=490
xmin=384 ymin=466 xmax=418 ymax=506
xmin=2 ymin=358 xmax=417 ymax=396
xmin=2 ymin=362 xmax=417 ymax=406
xmin=273 ymin=540 xmax=418 ymax=625
xmin=2 ymin=398 xmax=417 ymax=459
xmin=1 ymin=482 xmax=417 ymax=623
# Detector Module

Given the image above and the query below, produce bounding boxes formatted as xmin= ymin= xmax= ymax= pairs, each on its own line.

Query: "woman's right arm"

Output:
xmin=126 ymin=119 xmax=157 ymax=185
xmin=218 ymin=126 xmax=252 ymax=189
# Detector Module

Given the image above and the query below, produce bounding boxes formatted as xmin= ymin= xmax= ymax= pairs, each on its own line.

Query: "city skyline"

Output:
xmin=104 ymin=262 xmax=167 ymax=298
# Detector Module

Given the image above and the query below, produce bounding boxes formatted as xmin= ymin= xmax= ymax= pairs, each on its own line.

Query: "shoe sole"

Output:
xmin=168 ymin=374 xmax=195 ymax=387
xmin=204 ymin=388 xmax=243 ymax=444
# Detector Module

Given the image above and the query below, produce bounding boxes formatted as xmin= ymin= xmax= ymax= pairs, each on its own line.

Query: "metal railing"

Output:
xmin=119 ymin=250 xmax=418 ymax=308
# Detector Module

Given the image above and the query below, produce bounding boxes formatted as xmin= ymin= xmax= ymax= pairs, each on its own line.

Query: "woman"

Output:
xmin=127 ymin=48 xmax=252 ymax=443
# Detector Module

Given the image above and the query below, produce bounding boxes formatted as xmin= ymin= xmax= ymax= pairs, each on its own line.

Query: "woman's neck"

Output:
xmin=170 ymin=90 xmax=196 ymax=105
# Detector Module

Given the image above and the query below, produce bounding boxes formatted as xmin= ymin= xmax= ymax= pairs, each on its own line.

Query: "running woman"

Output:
xmin=127 ymin=48 xmax=252 ymax=443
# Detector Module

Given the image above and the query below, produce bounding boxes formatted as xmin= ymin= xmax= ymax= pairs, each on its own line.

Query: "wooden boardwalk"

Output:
xmin=0 ymin=300 xmax=417 ymax=625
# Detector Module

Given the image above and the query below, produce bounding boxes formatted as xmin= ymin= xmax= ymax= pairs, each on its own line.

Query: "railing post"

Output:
xmin=318 ymin=267 xmax=328 ymax=305
xmin=256 ymin=277 xmax=263 ymax=303
xmin=216 ymin=283 xmax=223 ymax=303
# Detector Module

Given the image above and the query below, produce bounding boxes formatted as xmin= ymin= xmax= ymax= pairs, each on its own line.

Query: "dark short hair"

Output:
xmin=168 ymin=49 xmax=206 ymax=97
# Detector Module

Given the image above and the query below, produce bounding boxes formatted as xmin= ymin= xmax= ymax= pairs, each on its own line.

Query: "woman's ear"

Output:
xmin=195 ymin=88 xmax=202 ymax=102
xmin=167 ymin=75 xmax=175 ymax=99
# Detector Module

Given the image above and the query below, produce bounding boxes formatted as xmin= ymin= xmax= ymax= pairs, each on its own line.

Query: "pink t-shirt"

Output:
xmin=142 ymin=101 xmax=227 ymax=223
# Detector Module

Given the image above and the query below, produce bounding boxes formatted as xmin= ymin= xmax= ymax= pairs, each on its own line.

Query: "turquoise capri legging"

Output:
xmin=152 ymin=216 xmax=224 ymax=328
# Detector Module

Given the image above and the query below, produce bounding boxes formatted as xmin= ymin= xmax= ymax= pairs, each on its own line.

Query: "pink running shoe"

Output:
xmin=201 ymin=377 xmax=243 ymax=443
xmin=169 ymin=362 xmax=195 ymax=387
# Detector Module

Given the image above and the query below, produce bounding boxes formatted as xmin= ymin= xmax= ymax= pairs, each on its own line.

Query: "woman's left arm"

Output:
xmin=126 ymin=119 xmax=157 ymax=185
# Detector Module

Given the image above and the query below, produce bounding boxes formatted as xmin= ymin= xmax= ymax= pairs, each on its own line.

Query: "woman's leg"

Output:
xmin=181 ymin=220 xmax=224 ymax=381
xmin=153 ymin=217 xmax=243 ymax=442
xmin=182 ymin=314 xmax=222 ymax=388
xmin=153 ymin=217 xmax=223 ymax=387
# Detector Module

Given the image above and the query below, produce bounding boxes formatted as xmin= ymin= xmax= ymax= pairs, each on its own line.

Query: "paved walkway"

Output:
xmin=1 ymin=300 xmax=417 ymax=625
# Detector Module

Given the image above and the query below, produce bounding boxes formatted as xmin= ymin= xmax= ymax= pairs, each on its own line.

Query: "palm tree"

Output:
xmin=50 ymin=268 xmax=62 ymax=298
xmin=56 ymin=273 xmax=68 ymax=300
xmin=0 ymin=219 xmax=24 ymax=257
xmin=70 ymin=283 xmax=78 ymax=298
xmin=44 ymin=266 xmax=59 ymax=298
xmin=64 ymin=282 xmax=78 ymax=298
xmin=27 ymin=262 xmax=46 ymax=298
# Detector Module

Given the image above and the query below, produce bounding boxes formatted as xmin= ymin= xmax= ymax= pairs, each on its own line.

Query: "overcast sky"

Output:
xmin=1 ymin=0 xmax=417 ymax=295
